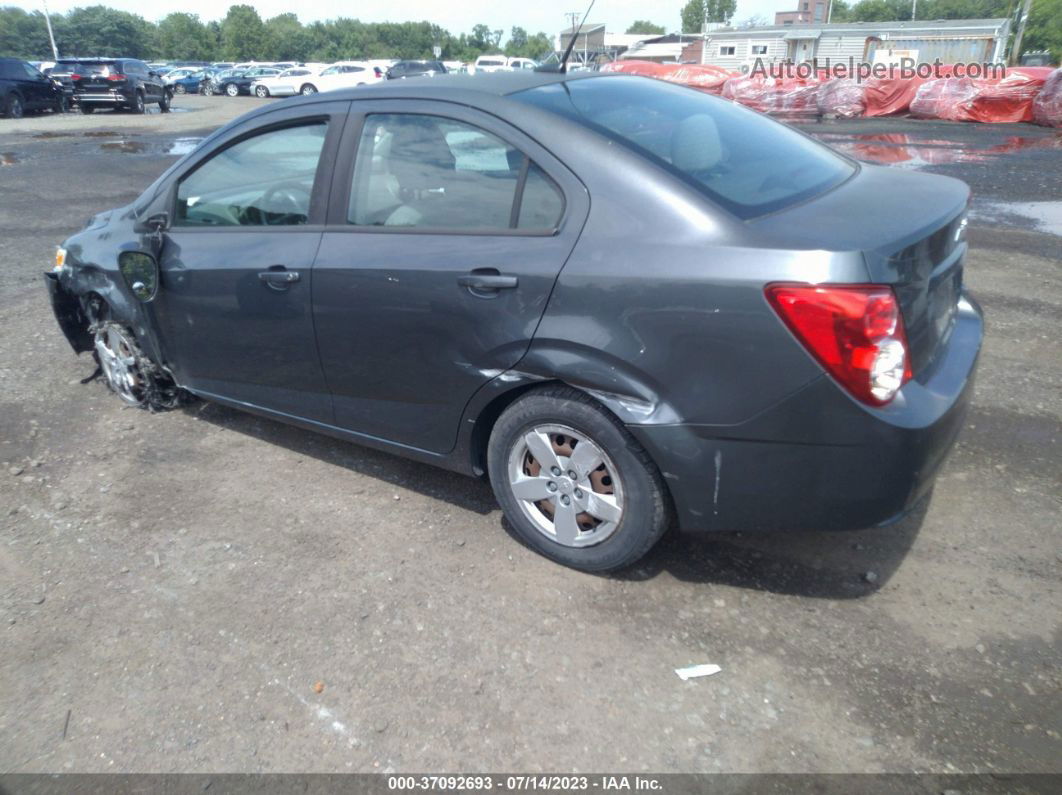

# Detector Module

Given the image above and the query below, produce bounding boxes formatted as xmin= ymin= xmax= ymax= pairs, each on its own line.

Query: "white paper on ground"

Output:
xmin=675 ymin=663 xmax=722 ymax=681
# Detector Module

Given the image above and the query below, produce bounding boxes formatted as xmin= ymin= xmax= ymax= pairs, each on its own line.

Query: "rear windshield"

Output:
xmin=513 ymin=76 xmax=855 ymax=219
xmin=56 ymin=60 xmax=121 ymax=76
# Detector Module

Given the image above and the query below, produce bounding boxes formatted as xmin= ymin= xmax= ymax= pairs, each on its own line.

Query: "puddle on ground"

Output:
xmin=971 ymin=201 xmax=1062 ymax=237
xmin=167 ymin=137 xmax=202 ymax=155
xmin=0 ymin=152 xmax=17 ymax=166
xmin=97 ymin=136 xmax=203 ymax=155
xmin=99 ymin=140 xmax=147 ymax=153
xmin=813 ymin=131 xmax=1062 ymax=168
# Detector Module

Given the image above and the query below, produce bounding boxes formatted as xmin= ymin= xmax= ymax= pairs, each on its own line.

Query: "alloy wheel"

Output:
xmin=8 ymin=95 xmax=23 ymax=119
xmin=506 ymin=424 xmax=624 ymax=548
xmin=301 ymin=84 xmax=317 ymax=95
xmin=94 ymin=325 xmax=145 ymax=406
xmin=226 ymin=84 xmax=238 ymax=97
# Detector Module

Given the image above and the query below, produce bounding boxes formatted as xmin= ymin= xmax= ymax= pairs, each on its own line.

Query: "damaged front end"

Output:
xmin=45 ymin=236 xmax=188 ymax=412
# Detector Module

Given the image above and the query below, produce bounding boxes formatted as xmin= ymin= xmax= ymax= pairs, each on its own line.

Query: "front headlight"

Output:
xmin=54 ymin=247 xmax=67 ymax=271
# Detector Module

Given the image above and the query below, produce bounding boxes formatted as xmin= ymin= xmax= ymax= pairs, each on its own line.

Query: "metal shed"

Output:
xmin=698 ymin=18 xmax=1010 ymax=70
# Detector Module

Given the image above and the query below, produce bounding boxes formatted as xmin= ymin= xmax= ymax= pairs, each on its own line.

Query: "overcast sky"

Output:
xmin=15 ymin=0 xmax=790 ymax=37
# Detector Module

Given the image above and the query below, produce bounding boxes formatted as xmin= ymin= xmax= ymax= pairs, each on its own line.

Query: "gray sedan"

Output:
xmin=46 ymin=71 xmax=982 ymax=571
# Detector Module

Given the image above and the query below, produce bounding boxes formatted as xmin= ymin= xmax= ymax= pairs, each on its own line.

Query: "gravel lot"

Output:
xmin=0 ymin=95 xmax=1059 ymax=773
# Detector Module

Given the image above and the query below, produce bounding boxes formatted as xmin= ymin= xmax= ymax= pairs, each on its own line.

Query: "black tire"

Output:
xmin=487 ymin=386 xmax=670 ymax=572
xmin=80 ymin=103 xmax=96 ymax=114
xmin=174 ymin=83 xmax=187 ymax=95
xmin=255 ymin=85 xmax=269 ymax=98
xmin=5 ymin=93 xmax=24 ymax=119
xmin=202 ymin=83 xmax=214 ymax=97
xmin=131 ymin=91 xmax=145 ymax=114
xmin=159 ymin=89 xmax=171 ymax=112
xmin=225 ymin=83 xmax=239 ymax=97
xmin=300 ymin=83 xmax=317 ymax=95
xmin=55 ymin=94 xmax=68 ymax=114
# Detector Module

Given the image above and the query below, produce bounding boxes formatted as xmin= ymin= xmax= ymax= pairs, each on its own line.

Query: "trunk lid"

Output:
xmin=747 ymin=163 xmax=969 ymax=376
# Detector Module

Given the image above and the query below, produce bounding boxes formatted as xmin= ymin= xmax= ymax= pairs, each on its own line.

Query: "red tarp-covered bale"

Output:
xmin=720 ymin=73 xmax=826 ymax=115
xmin=911 ymin=67 xmax=1054 ymax=123
xmin=817 ymin=78 xmax=866 ymax=117
xmin=599 ymin=60 xmax=735 ymax=94
xmin=1032 ymin=67 xmax=1062 ymax=128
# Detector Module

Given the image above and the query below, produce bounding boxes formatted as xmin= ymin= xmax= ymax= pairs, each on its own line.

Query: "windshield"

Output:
xmin=513 ymin=76 xmax=855 ymax=219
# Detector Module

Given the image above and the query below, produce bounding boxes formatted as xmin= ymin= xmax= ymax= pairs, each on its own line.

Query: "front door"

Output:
xmin=151 ymin=110 xmax=345 ymax=422
xmin=312 ymin=102 xmax=589 ymax=453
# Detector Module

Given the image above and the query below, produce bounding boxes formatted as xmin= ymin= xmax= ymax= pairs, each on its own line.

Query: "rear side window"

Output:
xmin=347 ymin=113 xmax=563 ymax=232
xmin=175 ymin=122 xmax=327 ymax=227
xmin=514 ymin=76 xmax=855 ymax=219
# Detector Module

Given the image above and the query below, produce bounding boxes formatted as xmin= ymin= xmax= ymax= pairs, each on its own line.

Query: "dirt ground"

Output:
xmin=0 ymin=95 xmax=1059 ymax=773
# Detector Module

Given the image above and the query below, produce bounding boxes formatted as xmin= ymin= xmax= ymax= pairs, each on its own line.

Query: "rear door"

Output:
xmin=312 ymin=100 xmax=589 ymax=453
xmin=151 ymin=100 xmax=349 ymax=421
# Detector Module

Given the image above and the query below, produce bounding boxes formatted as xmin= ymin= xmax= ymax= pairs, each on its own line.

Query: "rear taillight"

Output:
xmin=106 ymin=73 xmax=126 ymax=81
xmin=765 ymin=283 xmax=913 ymax=406
xmin=69 ymin=73 xmax=80 ymax=81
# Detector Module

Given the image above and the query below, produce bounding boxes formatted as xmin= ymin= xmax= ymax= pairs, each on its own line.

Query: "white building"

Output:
xmin=696 ymin=18 xmax=1011 ymax=70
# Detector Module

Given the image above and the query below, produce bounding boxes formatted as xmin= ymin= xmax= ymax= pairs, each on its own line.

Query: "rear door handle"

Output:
xmin=458 ymin=269 xmax=518 ymax=293
xmin=259 ymin=269 xmax=300 ymax=289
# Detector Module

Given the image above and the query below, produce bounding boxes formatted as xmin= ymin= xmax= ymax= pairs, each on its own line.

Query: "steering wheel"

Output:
xmin=257 ymin=181 xmax=313 ymax=225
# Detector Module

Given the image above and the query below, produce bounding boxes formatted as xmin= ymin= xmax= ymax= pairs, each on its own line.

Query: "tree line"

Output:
xmin=0 ymin=4 xmax=555 ymax=63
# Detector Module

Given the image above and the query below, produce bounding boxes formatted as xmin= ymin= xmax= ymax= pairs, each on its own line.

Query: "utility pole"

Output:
xmin=42 ymin=0 xmax=59 ymax=60
xmin=566 ymin=11 xmax=580 ymax=58
xmin=1010 ymin=0 xmax=1034 ymax=65
xmin=912 ymin=0 xmax=917 ymax=21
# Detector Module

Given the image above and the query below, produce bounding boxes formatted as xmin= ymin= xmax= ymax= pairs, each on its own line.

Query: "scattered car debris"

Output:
xmin=675 ymin=664 xmax=722 ymax=681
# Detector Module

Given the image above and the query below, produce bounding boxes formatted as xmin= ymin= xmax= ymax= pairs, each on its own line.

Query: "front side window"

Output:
xmin=347 ymin=113 xmax=563 ymax=231
xmin=175 ymin=122 xmax=327 ymax=227
xmin=514 ymin=76 xmax=854 ymax=219
xmin=321 ymin=66 xmax=339 ymax=76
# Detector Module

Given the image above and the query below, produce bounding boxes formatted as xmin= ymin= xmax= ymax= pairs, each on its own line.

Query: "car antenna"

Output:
xmin=554 ymin=0 xmax=598 ymax=74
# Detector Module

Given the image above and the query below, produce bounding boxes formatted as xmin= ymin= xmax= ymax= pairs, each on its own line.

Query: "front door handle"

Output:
xmin=458 ymin=269 xmax=518 ymax=295
xmin=259 ymin=269 xmax=300 ymax=290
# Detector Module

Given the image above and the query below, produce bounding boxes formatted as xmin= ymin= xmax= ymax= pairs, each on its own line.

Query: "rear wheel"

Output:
xmin=54 ymin=94 xmax=68 ymax=113
xmin=300 ymin=83 xmax=317 ymax=95
xmin=487 ymin=386 xmax=670 ymax=572
xmin=158 ymin=89 xmax=171 ymax=112
xmin=5 ymin=93 xmax=24 ymax=119
xmin=173 ymin=83 xmax=187 ymax=95
xmin=130 ymin=91 xmax=145 ymax=114
xmin=225 ymin=83 xmax=239 ymax=97
xmin=201 ymin=83 xmax=214 ymax=96
xmin=80 ymin=103 xmax=96 ymax=114
xmin=254 ymin=85 xmax=269 ymax=98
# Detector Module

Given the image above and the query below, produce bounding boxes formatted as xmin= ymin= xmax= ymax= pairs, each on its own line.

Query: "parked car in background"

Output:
xmin=207 ymin=67 xmax=280 ymax=97
xmin=251 ymin=67 xmax=321 ymax=98
xmin=297 ymin=62 xmax=383 ymax=94
xmin=508 ymin=57 xmax=539 ymax=71
xmin=164 ymin=67 xmax=207 ymax=94
xmin=0 ymin=57 xmax=66 ymax=117
xmin=50 ymin=58 xmax=169 ymax=113
xmin=386 ymin=60 xmax=448 ymax=79
xmin=473 ymin=54 xmax=509 ymax=73
xmin=43 ymin=72 xmax=984 ymax=572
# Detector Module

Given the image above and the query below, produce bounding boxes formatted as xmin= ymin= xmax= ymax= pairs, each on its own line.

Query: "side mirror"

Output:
xmin=119 ymin=251 xmax=159 ymax=302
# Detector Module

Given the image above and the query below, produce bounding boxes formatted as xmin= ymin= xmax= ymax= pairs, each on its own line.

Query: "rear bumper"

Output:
xmin=630 ymin=293 xmax=983 ymax=533
xmin=74 ymin=90 xmax=133 ymax=104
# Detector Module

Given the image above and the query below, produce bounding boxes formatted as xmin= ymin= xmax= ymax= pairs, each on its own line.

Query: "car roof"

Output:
xmin=360 ymin=70 xmax=588 ymax=97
